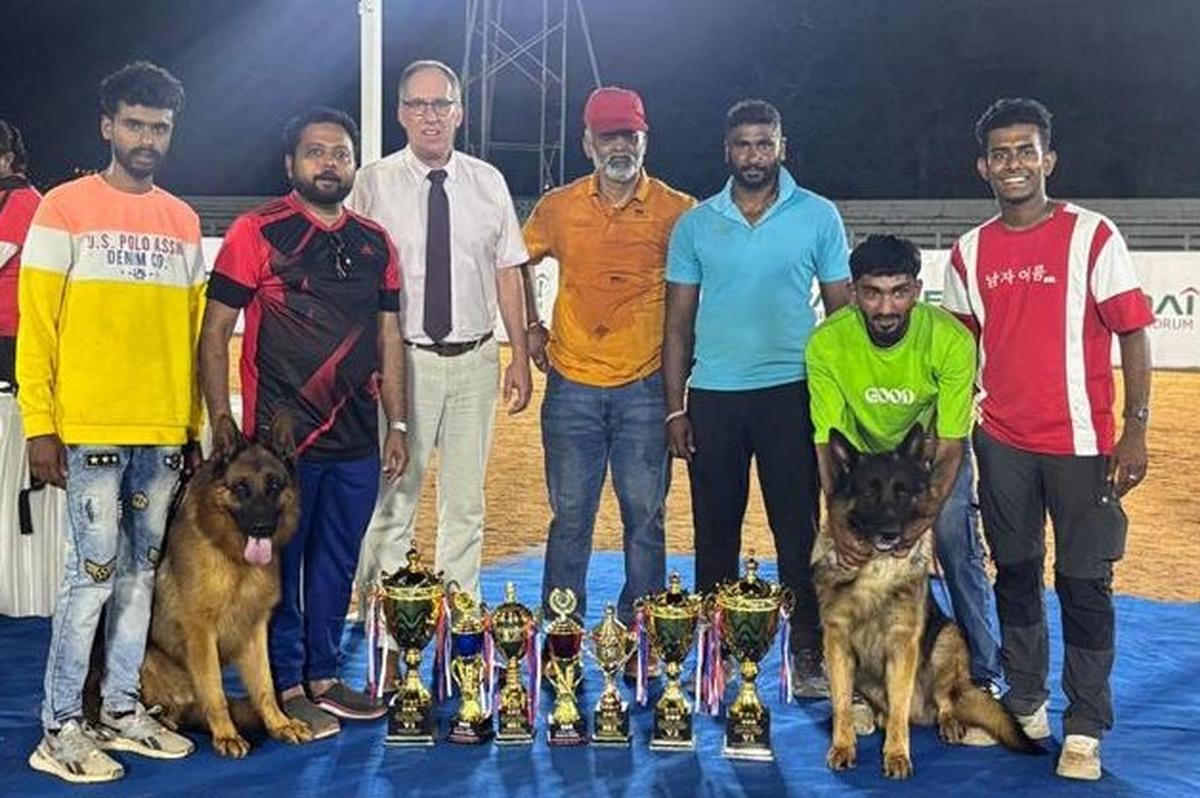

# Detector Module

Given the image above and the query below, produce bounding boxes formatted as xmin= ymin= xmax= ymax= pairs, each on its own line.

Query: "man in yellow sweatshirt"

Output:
xmin=19 ymin=61 xmax=202 ymax=784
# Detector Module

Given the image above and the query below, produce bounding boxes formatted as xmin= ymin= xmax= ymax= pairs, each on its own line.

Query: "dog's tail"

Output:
xmin=953 ymin=686 xmax=1043 ymax=755
xmin=171 ymin=698 xmax=265 ymax=738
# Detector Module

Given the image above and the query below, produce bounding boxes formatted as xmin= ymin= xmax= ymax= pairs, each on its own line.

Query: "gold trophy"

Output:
xmin=446 ymin=589 xmax=494 ymax=744
xmin=638 ymin=572 xmax=703 ymax=751
xmin=586 ymin=604 xmax=635 ymax=747
xmin=379 ymin=548 xmax=445 ymax=746
xmin=711 ymin=556 xmax=794 ymax=761
xmin=490 ymin=582 xmax=537 ymax=744
xmin=543 ymin=587 xmax=587 ymax=746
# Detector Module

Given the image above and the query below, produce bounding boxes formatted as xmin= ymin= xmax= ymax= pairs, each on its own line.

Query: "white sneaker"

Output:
xmin=28 ymin=719 xmax=124 ymax=784
xmin=851 ymin=695 xmax=876 ymax=736
xmin=96 ymin=703 xmax=195 ymax=759
xmin=1015 ymin=701 xmax=1051 ymax=740
xmin=1056 ymin=734 xmax=1101 ymax=780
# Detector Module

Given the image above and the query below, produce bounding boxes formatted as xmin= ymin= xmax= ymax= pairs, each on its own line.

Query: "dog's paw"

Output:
xmin=826 ymin=743 xmax=857 ymax=771
xmin=938 ymin=714 xmax=966 ymax=744
xmin=882 ymin=750 xmax=913 ymax=780
xmin=269 ymin=717 xmax=313 ymax=745
xmin=213 ymin=731 xmax=252 ymax=758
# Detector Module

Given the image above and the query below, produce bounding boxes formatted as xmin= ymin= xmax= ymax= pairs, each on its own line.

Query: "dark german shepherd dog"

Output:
xmin=812 ymin=424 xmax=1040 ymax=779
xmin=130 ymin=414 xmax=311 ymax=756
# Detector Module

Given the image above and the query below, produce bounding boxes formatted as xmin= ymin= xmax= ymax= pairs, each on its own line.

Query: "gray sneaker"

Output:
xmin=282 ymin=694 xmax=341 ymax=739
xmin=96 ymin=703 xmax=195 ymax=759
xmin=791 ymin=649 xmax=830 ymax=699
xmin=28 ymin=719 xmax=124 ymax=784
xmin=313 ymin=682 xmax=388 ymax=721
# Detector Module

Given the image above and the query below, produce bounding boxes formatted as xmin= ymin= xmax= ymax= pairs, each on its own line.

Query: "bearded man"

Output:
xmin=520 ymin=88 xmax=694 ymax=667
xmin=199 ymin=107 xmax=407 ymax=738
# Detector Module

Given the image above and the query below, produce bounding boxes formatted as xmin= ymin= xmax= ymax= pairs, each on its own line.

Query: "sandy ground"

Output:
xmin=231 ymin=340 xmax=1199 ymax=601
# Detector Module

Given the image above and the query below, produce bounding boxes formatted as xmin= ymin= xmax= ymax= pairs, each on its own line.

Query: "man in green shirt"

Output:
xmin=806 ymin=233 xmax=1003 ymax=691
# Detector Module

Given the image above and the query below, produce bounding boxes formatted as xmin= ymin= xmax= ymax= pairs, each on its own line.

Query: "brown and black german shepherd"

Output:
xmin=138 ymin=414 xmax=312 ymax=756
xmin=812 ymin=425 xmax=1040 ymax=779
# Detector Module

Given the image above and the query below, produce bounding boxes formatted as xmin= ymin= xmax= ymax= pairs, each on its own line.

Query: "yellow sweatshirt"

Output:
xmin=17 ymin=174 xmax=205 ymax=445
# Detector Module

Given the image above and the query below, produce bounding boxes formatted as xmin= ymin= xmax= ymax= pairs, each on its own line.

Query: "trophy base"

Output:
xmin=447 ymin=715 xmax=495 ymax=745
xmin=591 ymin=705 xmax=631 ymax=747
xmin=724 ymin=711 xmax=772 ymax=761
xmin=650 ymin=712 xmax=694 ymax=751
xmin=386 ymin=707 xmax=438 ymax=746
xmin=495 ymin=713 xmax=535 ymax=745
xmin=723 ymin=743 xmax=774 ymax=761
xmin=546 ymin=716 xmax=588 ymax=747
xmin=648 ymin=736 xmax=696 ymax=752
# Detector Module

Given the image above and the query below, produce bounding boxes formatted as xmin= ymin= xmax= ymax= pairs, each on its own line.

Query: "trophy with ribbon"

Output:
xmin=446 ymin=588 xmax=494 ymax=744
xmin=637 ymin=572 xmax=703 ymax=751
xmin=586 ymin=604 xmax=636 ymax=746
xmin=543 ymin=587 xmax=587 ymax=746
xmin=490 ymin=582 xmax=538 ymax=744
xmin=375 ymin=548 xmax=446 ymax=746
xmin=709 ymin=556 xmax=794 ymax=761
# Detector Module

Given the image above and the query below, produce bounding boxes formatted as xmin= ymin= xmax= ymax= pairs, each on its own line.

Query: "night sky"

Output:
xmin=3 ymin=0 xmax=1198 ymax=200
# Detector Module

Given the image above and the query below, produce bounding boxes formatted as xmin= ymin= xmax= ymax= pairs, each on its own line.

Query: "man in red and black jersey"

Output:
xmin=200 ymin=108 xmax=407 ymax=738
xmin=0 ymin=120 xmax=41 ymax=389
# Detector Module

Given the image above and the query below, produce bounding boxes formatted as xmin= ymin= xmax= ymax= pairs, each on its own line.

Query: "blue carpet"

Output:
xmin=1 ymin=552 xmax=1198 ymax=797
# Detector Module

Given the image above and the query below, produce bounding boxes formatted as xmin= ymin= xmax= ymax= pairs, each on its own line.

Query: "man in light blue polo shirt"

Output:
xmin=663 ymin=98 xmax=851 ymax=697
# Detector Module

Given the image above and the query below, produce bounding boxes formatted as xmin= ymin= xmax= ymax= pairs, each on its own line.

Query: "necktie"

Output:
xmin=423 ymin=168 xmax=452 ymax=342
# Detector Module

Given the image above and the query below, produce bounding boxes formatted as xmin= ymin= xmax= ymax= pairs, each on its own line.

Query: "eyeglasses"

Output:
xmin=327 ymin=233 xmax=352 ymax=280
xmin=402 ymin=98 xmax=457 ymax=118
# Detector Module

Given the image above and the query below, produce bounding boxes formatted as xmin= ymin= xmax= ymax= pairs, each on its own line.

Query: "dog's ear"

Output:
xmin=898 ymin=423 xmax=927 ymax=463
xmin=267 ymin=411 xmax=297 ymax=466
xmin=827 ymin=428 xmax=859 ymax=481
xmin=212 ymin=414 xmax=244 ymax=463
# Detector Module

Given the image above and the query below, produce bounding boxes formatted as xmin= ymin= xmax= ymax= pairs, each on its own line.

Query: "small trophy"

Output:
xmin=639 ymin=572 xmax=703 ymax=751
xmin=446 ymin=589 xmax=494 ymax=744
xmin=586 ymin=604 xmax=635 ymax=747
xmin=711 ymin=556 xmax=793 ymax=761
xmin=379 ymin=548 xmax=445 ymax=746
xmin=490 ymin=582 xmax=537 ymax=744
xmin=543 ymin=587 xmax=587 ymax=746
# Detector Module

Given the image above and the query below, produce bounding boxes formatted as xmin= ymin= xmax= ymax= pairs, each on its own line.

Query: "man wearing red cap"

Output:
xmin=521 ymin=87 xmax=694 ymax=662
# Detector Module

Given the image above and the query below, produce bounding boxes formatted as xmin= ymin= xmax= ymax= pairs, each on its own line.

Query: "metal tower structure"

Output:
xmin=461 ymin=0 xmax=602 ymax=194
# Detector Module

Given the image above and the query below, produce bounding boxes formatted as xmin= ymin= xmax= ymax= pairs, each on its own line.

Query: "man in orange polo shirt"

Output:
xmin=522 ymin=87 xmax=694 ymax=650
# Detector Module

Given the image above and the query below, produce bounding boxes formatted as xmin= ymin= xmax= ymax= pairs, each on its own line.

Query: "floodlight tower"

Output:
xmin=461 ymin=0 xmax=602 ymax=194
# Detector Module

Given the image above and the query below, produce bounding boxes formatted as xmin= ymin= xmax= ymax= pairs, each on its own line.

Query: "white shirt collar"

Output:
xmin=402 ymin=146 xmax=460 ymax=183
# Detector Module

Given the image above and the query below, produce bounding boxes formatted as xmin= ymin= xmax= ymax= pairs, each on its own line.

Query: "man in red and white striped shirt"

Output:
xmin=943 ymin=97 xmax=1152 ymax=781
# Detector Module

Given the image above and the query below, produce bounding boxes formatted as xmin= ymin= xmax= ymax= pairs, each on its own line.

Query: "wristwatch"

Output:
xmin=389 ymin=420 xmax=409 ymax=434
xmin=1123 ymin=405 xmax=1150 ymax=425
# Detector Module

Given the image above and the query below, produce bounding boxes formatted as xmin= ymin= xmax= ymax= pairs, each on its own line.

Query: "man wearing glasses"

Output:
xmin=805 ymin=234 xmax=1001 ymax=707
xmin=200 ymin=107 xmax=407 ymax=738
xmin=350 ymin=60 xmax=530 ymax=602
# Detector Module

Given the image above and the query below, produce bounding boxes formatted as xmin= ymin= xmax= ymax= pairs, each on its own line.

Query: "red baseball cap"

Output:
xmin=584 ymin=87 xmax=648 ymax=134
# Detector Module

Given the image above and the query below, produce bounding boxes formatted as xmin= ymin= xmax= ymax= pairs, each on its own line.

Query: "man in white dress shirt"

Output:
xmin=350 ymin=60 xmax=531 ymax=598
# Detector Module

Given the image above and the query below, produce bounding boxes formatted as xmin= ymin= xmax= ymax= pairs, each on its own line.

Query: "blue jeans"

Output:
xmin=41 ymin=445 xmax=182 ymax=730
xmin=932 ymin=443 xmax=1004 ymax=686
xmin=541 ymin=369 xmax=668 ymax=625
xmin=270 ymin=455 xmax=379 ymax=690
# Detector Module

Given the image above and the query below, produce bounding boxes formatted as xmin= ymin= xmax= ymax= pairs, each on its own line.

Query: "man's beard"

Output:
xmin=731 ymin=161 xmax=780 ymax=190
xmin=114 ymin=145 xmax=162 ymax=180
xmin=293 ymin=172 xmax=352 ymax=206
xmin=601 ymin=153 xmax=640 ymax=183
xmin=867 ymin=314 xmax=909 ymax=347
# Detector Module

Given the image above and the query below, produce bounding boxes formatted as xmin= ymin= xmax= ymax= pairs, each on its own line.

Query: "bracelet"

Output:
xmin=526 ymin=320 xmax=545 ymax=331
xmin=389 ymin=420 xmax=408 ymax=434
xmin=664 ymin=409 xmax=687 ymax=425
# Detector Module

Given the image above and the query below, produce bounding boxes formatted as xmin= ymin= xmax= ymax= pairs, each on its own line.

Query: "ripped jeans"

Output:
xmin=41 ymin=445 xmax=181 ymax=731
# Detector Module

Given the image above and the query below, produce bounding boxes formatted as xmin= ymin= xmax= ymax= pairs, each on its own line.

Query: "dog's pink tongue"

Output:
xmin=244 ymin=538 xmax=273 ymax=565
